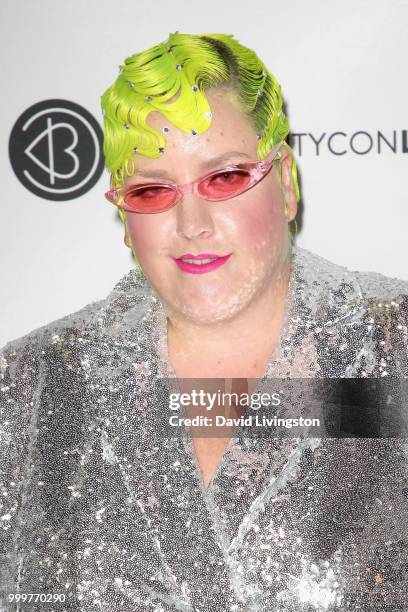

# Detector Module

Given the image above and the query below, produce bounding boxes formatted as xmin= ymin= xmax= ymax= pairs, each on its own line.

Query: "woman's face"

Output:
xmin=122 ymin=88 xmax=297 ymax=324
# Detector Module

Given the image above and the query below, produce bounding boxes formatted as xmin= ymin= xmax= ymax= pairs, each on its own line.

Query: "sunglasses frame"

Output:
xmin=105 ymin=140 xmax=284 ymax=214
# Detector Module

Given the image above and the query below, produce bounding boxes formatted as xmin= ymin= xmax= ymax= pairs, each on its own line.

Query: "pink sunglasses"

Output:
xmin=105 ymin=141 xmax=283 ymax=214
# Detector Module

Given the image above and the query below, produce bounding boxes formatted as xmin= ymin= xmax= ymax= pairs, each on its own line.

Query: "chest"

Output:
xmin=191 ymin=435 xmax=232 ymax=489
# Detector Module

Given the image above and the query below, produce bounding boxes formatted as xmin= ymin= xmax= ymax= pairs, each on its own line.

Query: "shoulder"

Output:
xmin=0 ymin=296 xmax=105 ymax=378
xmin=292 ymin=247 xmax=408 ymax=375
xmin=0 ymin=268 xmax=155 ymax=382
xmin=293 ymin=246 xmax=408 ymax=305
xmin=352 ymin=267 xmax=408 ymax=340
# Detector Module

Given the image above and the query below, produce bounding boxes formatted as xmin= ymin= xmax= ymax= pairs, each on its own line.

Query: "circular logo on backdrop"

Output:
xmin=9 ymin=99 xmax=104 ymax=201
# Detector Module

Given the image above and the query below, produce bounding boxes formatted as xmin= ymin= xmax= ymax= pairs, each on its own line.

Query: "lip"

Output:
xmin=172 ymin=253 xmax=232 ymax=274
xmin=177 ymin=253 xmax=222 ymax=260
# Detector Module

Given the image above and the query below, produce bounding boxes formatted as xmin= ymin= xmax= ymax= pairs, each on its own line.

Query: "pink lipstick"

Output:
xmin=172 ymin=252 xmax=232 ymax=274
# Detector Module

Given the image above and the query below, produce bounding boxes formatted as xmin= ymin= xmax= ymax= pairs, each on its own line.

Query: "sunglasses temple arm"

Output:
xmin=270 ymin=140 xmax=284 ymax=159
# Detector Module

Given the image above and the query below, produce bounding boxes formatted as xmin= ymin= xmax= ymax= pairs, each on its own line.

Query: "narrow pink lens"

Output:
xmin=198 ymin=169 xmax=251 ymax=199
xmin=123 ymin=185 xmax=177 ymax=212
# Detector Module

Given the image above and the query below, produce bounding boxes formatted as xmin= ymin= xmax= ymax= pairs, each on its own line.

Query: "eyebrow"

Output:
xmin=134 ymin=151 xmax=254 ymax=179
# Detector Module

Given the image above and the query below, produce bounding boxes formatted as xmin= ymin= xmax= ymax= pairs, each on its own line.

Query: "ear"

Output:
xmin=123 ymin=223 xmax=132 ymax=248
xmin=278 ymin=145 xmax=298 ymax=222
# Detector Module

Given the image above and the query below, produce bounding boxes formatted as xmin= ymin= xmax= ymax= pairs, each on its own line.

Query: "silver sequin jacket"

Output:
xmin=1 ymin=246 xmax=408 ymax=612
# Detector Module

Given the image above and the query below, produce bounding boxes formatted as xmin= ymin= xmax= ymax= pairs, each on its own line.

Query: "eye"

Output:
xmin=129 ymin=185 xmax=170 ymax=200
xmin=199 ymin=169 xmax=251 ymax=198
xmin=123 ymin=184 xmax=177 ymax=212
xmin=208 ymin=170 xmax=249 ymax=186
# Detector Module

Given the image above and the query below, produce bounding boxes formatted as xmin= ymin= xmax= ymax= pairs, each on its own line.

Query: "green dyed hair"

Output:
xmin=101 ymin=31 xmax=300 ymax=220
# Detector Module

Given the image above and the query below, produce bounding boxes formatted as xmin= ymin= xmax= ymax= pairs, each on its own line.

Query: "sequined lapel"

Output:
xmin=79 ymin=272 xmax=239 ymax=609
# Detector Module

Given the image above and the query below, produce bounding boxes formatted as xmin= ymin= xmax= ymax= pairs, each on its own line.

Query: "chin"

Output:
xmin=168 ymin=288 xmax=253 ymax=325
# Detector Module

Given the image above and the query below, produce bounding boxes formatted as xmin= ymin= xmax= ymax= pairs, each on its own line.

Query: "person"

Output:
xmin=1 ymin=31 xmax=408 ymax=611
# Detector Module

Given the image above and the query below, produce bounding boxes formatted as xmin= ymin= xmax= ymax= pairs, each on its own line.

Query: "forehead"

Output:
xmin=125 ymin=89 xmax=259 ymax=181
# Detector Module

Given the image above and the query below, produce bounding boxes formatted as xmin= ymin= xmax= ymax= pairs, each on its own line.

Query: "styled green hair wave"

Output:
xmin=101 ymin=31 xmax=300 ymax=211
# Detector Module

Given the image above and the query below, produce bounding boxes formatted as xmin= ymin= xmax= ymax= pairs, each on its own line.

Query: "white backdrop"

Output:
xmin=1 ymin=0 xmax=407 ymax=347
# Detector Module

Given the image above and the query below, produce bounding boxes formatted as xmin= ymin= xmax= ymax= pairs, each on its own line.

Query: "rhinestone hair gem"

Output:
xmin=204 ymin=111 xmax=212 ymax=119
xmin=162 ymin=127 xmax=170 ymax=133
xmin=191 ymin=85 xmax=199 ymax=92
xmin=145 ymin=96 xmax=153 ymax=103
xmin=133 ymin=146 xmax=139 ymax=153
xmin=191 ymin=129 xmax=198 ymax=136
xmin=176 ymin=64 xmax=182 ymax=71
xmin=124 ymin=123 xmax=130 ymax=129
xmin=158 ymin=147 xmax=165 ymax=154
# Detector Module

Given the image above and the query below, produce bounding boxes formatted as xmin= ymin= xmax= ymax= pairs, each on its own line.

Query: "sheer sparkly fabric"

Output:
xmin=1 ymin=246 xmax=408 ymax=611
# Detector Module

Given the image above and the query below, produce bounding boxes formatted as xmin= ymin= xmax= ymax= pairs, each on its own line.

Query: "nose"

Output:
xmin=175 ymin=192 xmax=215 ymax=241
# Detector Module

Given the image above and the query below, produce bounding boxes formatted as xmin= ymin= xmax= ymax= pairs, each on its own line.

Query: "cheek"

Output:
xmin=125 ymin=215 xmax=167 ymax=258
xmin=226 ymin=191 xmax=286 ymax=258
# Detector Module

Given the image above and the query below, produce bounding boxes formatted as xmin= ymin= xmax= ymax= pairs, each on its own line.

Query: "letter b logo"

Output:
xmin=9 ymin=99 xmax=104 ymax=201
